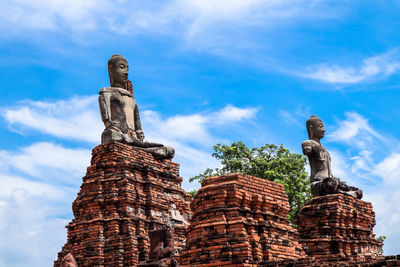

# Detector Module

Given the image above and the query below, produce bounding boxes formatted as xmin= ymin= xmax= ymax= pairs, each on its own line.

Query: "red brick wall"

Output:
xmin=180 ymin=173 xmax=305 ymax=266
xmin=296 ymin=194 xmax=384 ymax=266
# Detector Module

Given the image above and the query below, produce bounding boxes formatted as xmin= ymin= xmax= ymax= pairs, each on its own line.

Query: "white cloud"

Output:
xmin=141 ymin=105 xmax=258 ymax=186
xmin=304 ymin=49 xmax=400 ymax=84
xmin=143 ymin=111 xmax=211 ymax=145
xmin=372 ymin=153 xmax=400 ymax=187
xmin=4 ymin=96 xmax=257 ymax=149
xmin=167 ymin=141 xmax=221 ymax=190
xmin=0 ymin=142 xmax=90 ymax=185
xmin=0 ymin=142 xmax=88 ymax=266
xmin=213 ymin=105 xmax=258 ymax=125
xmin=4 ymin=95 xmax=103 ymax=143
xmin=0 ymin=174 xmax=68 ymax=200
xmin=326 ymin=112 xmax=390 ymax=185
xmin=327 ymin=149 xmax=354 ymax=183
xmin=0 ymin=0 xmax=110 ymax=33
xmin=142 ymin=105 xmax=258 ymax=146
xmin=102 ymin=0 xmax=345 ymax=53
xmin=328 ymin=112 xmax=382 ymax=149
xmin=0 ymin=0 xmax=344 ymax=41
xmin=0 ymin=189 xmax=69 ymax=267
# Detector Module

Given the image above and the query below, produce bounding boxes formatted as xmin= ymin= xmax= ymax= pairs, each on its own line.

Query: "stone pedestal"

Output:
xmin=296 ymin=194 xmax=383 ymax=265
xmin=54 ymin=143 xmax=191 ymax=267
xmin=180 ymin=173 xmax=304 ymax=266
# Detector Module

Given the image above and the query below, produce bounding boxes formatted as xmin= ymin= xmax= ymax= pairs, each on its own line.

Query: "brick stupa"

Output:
xmin=179 ymin=173 xmax=305 ymax=266
xmin=54 ymin=142 xmax=192 ymax=267
xmin=296 ymin=194 xmax=384 ymax=266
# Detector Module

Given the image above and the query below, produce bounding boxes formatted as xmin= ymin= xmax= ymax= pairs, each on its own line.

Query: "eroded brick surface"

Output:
xmin=179 ymin=173 xmax=305 ymax=266
xmin=54 ymin=143 xmax=191 ymax=267
xmin=296 ymin=194 xmax=384 ymax=266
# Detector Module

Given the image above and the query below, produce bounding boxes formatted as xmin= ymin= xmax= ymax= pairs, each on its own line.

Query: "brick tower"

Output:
xmin=180 ymin=173 xmax=305 ymax=266
xmin=296 ymin=194 xmax=384 ymax=265
xmin=54 ymin=142 xmax=192 ymax=267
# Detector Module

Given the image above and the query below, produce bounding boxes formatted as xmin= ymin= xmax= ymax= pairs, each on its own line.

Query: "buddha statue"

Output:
xmin=302 ymin=115 xmax=362 ymax=199
xmin=99 ymin=55 xmax=174 ymax=159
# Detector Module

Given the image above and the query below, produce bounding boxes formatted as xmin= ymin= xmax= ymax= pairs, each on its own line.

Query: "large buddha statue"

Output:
xmin=99 ymin=55 xmax=174 ymax=159
xmin=302 ymin=115 xmax=362 ymax=199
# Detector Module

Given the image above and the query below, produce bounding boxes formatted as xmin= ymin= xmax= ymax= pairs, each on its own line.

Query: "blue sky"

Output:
xmin=1 ymin=0 xmax=400 ymax=265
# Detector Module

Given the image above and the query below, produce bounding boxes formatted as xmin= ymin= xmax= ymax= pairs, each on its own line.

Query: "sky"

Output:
xmin=0 ymin=0 xmax=400 ymax=265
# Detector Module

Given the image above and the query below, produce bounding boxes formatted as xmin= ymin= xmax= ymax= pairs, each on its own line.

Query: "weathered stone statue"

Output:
xmin=99 ymin=55 xmax=174 ymax=159
xmin=61 ymin=253 xmax=78 ymax=267
xmin=302 ymin=115 xmax=362 ymax=199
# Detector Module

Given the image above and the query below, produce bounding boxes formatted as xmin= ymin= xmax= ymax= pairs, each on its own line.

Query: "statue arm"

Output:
xmin=99 ymin=92 xmax=112 ymax=128
xmin=134 ymin=103 xmax=145 ymax=141
xmin=302 ymin=140 xmax=313 ymax=156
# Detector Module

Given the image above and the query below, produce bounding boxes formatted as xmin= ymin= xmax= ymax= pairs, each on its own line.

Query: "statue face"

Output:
xmin=110 ymin=59 xmax=129 ymax=87
xmin=311 ymin=120 xmax=325 ymax=139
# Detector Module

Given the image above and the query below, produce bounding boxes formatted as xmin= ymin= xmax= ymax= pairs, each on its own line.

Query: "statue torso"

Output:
xmin=302 ymin=139 xmax=333 ymax=182
xmin=100 ymin=87 xmax=137 ymax=133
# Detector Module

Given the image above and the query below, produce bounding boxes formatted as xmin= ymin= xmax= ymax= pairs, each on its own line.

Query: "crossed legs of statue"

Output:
xmin=101 ymin=129 xmax=175 ymax=159
xmin=311 ymin=177 xmax=363 ymax=199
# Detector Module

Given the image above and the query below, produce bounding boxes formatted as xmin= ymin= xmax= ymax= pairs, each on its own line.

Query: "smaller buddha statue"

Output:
xmin=61 ymin=253 xmax=78 ymax=267
xmin=302 ymin=115 xmax=362 ymax=199
xmin=98 ymin=55 xmax=174 ymax=159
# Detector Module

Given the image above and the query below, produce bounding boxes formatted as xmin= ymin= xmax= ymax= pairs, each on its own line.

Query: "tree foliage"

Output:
xmin=187 ymin=189 xmax=197 ymax=201
xmin=189 ymin=141 xmax=311 ymax=226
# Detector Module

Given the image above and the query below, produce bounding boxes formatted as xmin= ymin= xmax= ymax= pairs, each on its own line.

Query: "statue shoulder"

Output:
xmin=99 ymin=87 xmax=132 ymax=97
xmin=302 ymin=139 xmax=319 ymax=148
xmin=302 ymin=139 xmax=320 ymax=155
xmin=99 ymin=87 xmax=114 ymax=94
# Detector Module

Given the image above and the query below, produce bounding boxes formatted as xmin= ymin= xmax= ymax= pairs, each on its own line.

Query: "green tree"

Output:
xmin=187 ymin=189 xmax=197 ymax=201
xmin=190 ymin=141 xmax=311 ymax=226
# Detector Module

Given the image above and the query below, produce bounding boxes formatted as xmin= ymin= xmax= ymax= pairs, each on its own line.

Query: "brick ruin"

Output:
xmin=54 ymin=142 xmax=191 ymax=266
xmin=180 ymin=174 xmax=385 ymax=266
xmin=55 ymin=143 xmax=395 ymax=266
xmin=179 ymin=173 xmax=305 ymax=266
xmin=297 ymin=194 xmax=383 ymax=265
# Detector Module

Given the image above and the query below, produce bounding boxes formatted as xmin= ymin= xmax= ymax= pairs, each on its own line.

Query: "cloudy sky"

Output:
xmin=1 ymin=0 xmax=400 ymax=265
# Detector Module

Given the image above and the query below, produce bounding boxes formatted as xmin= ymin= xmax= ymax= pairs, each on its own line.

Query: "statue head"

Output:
xmin=306 ymin=115 xmax=325 ymax=140
xmin=61 ymin=253 xmax=78 ymax=267
xmin=108 ymin=54 xmax=129 ymax=88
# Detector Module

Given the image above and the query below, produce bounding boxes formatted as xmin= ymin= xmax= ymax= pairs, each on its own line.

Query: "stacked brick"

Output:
xmin=383 ymin=255 xmax=400 ymax=266
xmin=54 ymin=142 xmax=192 ymax=267
xmin=179 ymin=173 xmax=305 ymax=266
xmin=296 ymin=194 xmax=384 ymax=266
